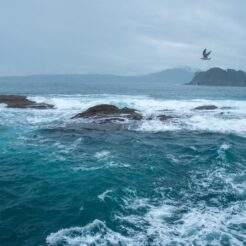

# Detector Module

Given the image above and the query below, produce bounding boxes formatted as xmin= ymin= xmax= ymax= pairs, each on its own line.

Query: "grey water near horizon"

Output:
xmin=0 ymin=69 xmax=245 ymax=100
xmin=0 ymin=78 xmax=246 ymax=246
xmin=0 ymin=68 xmax=194 ymax=96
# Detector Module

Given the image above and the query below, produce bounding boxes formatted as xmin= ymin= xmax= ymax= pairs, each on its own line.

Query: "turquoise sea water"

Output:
xmin=0 ymin=83 xmax=246 ymax=245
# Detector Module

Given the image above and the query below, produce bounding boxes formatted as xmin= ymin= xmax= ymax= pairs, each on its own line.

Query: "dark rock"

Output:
xmin=194 ymin=105 xmax=218 ymax=110
xmin=71 ymin=104 xmax=142 ymax=120
xmin=0 ymin=95 xmax=54 ymax=109
xmin=147 ymin=115 xmax=174 ymax=121
xmin=74 ymin=104 xmax=118 ymax=118
xmin=25 ymin=103 xmax=54 ymax=109
xmin=146 ymin=116 xmax=154 ymax=120
xmin=221 ymin=107 xmax=232 ymax=110
xmin=158 ymin=115 xmax=174 ymax=121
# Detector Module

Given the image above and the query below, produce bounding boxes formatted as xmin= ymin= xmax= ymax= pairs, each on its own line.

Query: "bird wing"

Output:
xmin=206 ymin=50 xmax=212 ymax=57
xmin=203 ymin=49 xmax=207 ymax=57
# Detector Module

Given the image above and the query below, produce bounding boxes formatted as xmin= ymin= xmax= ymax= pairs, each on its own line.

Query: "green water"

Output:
xmin=0 ymin=85 xmax=246 ymax=245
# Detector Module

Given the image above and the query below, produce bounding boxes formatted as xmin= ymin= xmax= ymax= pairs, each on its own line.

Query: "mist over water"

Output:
xmin=0 ymin=82 xmax=246 ymax=245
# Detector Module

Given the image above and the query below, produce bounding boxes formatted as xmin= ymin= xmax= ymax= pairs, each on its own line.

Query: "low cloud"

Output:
xmin=0 ymin=0 xmax=245 ymax=75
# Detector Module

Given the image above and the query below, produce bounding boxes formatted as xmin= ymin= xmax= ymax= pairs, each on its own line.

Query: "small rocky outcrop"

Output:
xmin=0 ymin=95 xmax=54 ymax=109
xmin=71 ymin=104 xmax=142 ymax=120
xmin=193 ymin=105 xmax=218 ymax=110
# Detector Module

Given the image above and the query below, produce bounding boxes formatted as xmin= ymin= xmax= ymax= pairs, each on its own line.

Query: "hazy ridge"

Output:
xmin=0 ymin=68 xmax=194 ymax=84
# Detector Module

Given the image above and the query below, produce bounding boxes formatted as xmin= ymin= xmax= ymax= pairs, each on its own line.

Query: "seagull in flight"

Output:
xmin=201 ymin=48 xmax=212 ymax=60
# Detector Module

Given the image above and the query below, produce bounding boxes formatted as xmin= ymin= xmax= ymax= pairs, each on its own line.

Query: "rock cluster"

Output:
xmin=71 ymin=104 xmax=176 ymax=123
xmin=71 ymin=104 xmax=143 ymax=121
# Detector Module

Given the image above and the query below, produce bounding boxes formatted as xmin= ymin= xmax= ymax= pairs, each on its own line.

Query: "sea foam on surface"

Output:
xmin=25 ymin=95 xmax=246 ymax=136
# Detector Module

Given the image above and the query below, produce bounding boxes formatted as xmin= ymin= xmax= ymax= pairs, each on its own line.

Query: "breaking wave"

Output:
xmin=25 ymin=95 xmax=246 ymax=136
xmin=47 ymin=144 xmax=246 ymax=245
xmin=46 ymin=220 xmax=131 ymax=246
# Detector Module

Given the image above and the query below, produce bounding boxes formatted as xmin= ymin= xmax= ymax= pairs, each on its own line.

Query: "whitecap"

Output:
xmin=135 ymin=119 xmax=180 ymax=132
xmin=3 ymin=95 xmax=246 ymax=137
xmin=98 ymin=189 xmax=114 ymax=202
xmin=94 ymin=151 xmax=111 ymax=159
xmin=72 ymin=161 xmax=130 ymax=172
xmin=217 ymin=143 xmax=231 ymax=162
xmin=46 ymin=219 xmax=132 ymax=246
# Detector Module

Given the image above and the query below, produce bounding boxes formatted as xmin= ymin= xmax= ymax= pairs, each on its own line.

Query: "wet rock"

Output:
xmin=71 ymin=104 xmax=142 ymax=120
xmin=98 ymin=118 xmax=125 ymax=124
xmin=24 ymin=103 xmax=54 ymax=109
xmin=193 ymin=105 xmax=218 ymax=110
xmin=147 ymin=115 xmax=174 ymax=121
xmin=221 ymin=106 xmax=232 ymax=110
xmin=0 ymin=95 xmax=54 ymax=109
xmin=157 ymin=115 xmax=174 ymax=121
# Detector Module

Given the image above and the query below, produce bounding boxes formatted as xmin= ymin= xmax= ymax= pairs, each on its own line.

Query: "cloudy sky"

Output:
xmin=0 ymin=0 xmax=245 ymax=76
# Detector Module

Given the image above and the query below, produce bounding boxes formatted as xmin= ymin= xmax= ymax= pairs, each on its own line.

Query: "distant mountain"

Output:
xmin=188 ymin=68 xmax=246 ymax=87
xmin=0 ymin=68 xmax=194 ymax=84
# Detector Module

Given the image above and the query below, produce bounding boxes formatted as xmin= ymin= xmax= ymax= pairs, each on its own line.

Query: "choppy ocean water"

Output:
xmin=0 ymin=83 xmax=246 ymax=245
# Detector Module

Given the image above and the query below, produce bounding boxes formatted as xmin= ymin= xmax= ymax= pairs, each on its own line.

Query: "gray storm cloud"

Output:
xmin=0 ymin=0 xmax=245 ymax=75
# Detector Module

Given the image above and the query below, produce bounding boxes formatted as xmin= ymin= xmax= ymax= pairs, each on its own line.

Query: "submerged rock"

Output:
xmin=98 ymin=118 xmax=126 ymax=124
xmin=194 ymin=105 xmax=218 ymax=110
xmin=0 ymin=95 xmax=54 ymax=109
xmin=157 ymin=115 xmax=174 ymax=121
xmin=147 ymin=115 xmax=174 ymax=121
xmin=71 ymin=104 xmax=142 ymax=120
xmin=221 ymin=106 xmax=233 ymax=110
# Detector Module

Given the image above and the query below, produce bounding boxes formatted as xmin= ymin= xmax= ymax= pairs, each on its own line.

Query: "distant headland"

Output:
xmin=1 ymin=67 xmax=246 ymax=88
xmin=188 ymin=67 xmax=246 ymax=87
xmin=0 ymin=68 xmax=193 ymax=84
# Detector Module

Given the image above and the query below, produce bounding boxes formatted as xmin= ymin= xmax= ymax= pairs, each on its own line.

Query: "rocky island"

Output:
xmin=188 ymin=68 xmax=246 ymax=87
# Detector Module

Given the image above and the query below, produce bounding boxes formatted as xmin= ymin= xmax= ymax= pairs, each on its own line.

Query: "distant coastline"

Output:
xmin=0 ymin=68 xmax=194 ymax=84
xmin=1 ymin=67 xmax=246 ymax=88
xmin=188 ymin=68 xmax=246 ymax=87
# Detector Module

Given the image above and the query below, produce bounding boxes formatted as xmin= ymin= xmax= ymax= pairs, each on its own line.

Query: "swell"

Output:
xmin=46 ymin=140 xmax=246 ymax=245
xmin=0 ymin=94 xmax=245 ymax=245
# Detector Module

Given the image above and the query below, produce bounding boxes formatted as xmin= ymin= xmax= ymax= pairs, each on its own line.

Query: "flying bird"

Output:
xmin=201 ymin=49 xmax=212 ymax=60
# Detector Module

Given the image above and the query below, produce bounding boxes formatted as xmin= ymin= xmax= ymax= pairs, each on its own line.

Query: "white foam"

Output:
xmin=46 ymin=176 xmax=246 ymax=245
xmin=94 ymin=151 xmax=111 ymax=159
xmin=4 ymin=95 xmax=246 ymax=136
xmin=0 ymin=103 xmax=7 ymax=108
xmin=185 ymin=115 xmax=246 ymax=136
xmin=135 ymin=119 xmax=180 ymax=132
xmin=48 ymin=199 xmax=246 ymax=246
xmin=72 ymin=161 xmax=130 ymax=172
xmin=144 ymin=202 xmax=246 ymax=245
xmin=114 ymin=196 xmax=246 ymax=245
xmin=112 ymin=163 xmax=246 ymax=245
xmin=98 ymin=189 xmax=114 ymax=202
xmin=46 ymin=219 xmax=132 ymax=246
xmin=217 ymin=143 xmax=231 ymax=162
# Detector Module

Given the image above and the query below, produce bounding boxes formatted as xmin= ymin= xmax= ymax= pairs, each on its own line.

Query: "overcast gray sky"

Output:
xmin=0 ymin=0 xmax=245 ymax=76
